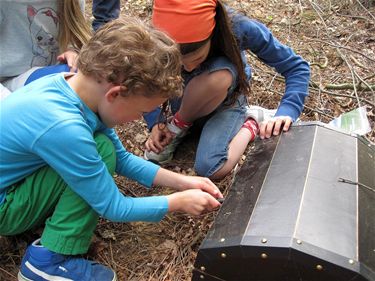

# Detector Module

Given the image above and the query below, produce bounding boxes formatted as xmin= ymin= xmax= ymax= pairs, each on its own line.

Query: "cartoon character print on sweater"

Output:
xmin=27 ymin=5 xmax=59 ymax=67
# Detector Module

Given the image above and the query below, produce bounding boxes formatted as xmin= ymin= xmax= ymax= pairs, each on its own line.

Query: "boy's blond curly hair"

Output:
xmin=77 ymin=16 xmax=182 ymax=99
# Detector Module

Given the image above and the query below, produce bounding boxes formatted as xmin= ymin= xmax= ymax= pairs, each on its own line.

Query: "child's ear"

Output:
xmin=105 ymin=85 xmax=124 ymax=102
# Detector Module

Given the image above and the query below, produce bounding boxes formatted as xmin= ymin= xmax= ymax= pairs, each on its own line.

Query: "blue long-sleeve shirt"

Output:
xmin=0 ymin=73 xmax=169 ymax=222
xmin=144 ymin=9 xmax=310 ymax=128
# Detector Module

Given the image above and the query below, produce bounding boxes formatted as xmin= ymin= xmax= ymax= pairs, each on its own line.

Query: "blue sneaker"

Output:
xmin=18 ymin=239 xmax=117 ymax=281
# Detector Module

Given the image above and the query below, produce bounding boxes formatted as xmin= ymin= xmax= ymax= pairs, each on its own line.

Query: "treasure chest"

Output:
xmin=193 ymin=122 xmax=375 ymax=281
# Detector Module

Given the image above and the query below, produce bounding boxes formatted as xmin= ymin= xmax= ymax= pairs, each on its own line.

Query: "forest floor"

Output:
xmin=1 ymin=0 xmax=374 ymax=280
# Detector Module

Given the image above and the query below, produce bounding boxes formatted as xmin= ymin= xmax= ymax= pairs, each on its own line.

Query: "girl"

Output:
xmin=0 ymin=0 xmax=91 ymax=98
xmin=144 ymin=0 xmax=310 ymax=179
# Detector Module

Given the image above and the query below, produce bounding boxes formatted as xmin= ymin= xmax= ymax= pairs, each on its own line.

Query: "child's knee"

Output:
xmin=94 ymin=134 xmax=116 ymax=174
xmin=195 ymin=158 xmax=219 ymax=178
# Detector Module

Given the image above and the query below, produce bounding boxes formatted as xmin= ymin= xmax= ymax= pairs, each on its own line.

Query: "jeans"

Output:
xmin=173 ymin=56 xmax=249 ymax=177
xmin=194 ymin=94 xmax=248 ymax=177
xmin=92 ymin=0 xmax=120 ymax=31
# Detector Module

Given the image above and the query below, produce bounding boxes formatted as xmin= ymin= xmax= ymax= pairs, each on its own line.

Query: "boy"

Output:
xmin=0 ymin=17 xmax=222 ymax=281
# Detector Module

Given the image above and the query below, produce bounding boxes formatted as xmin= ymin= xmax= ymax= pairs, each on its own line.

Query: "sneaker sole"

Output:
xmin=18 ymin=271 xmax=118 ymax=281
xmin=18 ymin=272 xmax=32 ymax=281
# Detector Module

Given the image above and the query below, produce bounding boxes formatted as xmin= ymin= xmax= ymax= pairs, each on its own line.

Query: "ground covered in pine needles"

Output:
xmin=1 ymin=0 xmax=374 ymax=280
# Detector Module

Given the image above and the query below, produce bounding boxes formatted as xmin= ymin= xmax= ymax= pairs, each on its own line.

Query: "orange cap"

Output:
xmin=152 ymin=0 xmax=217 ymax=43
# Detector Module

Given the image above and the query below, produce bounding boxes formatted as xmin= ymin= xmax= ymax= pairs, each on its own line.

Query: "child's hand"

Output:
xmin=177 ymin=175 xmax=223 ymax=199
xmin=57 ymin=50 xmax=79 ymax=72
xmin=145 ymin=125 xmax=173 ymax=153
xmin=166 ymin=189 xmax=221 ymax=215
xmin=259 ymin=116 xmax=292 ymax=139
xmin=154 ymin=169 xmax=223 ymax=198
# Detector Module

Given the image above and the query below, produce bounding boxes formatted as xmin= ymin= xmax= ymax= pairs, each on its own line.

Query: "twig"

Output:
xmin=298 ymin=0 xmax=304 ymax=14
xmin=336 ymin=50 xmax=361 ymax=106
xmin=364 ymin=73 xmax=375 ymax=81
xmin=325 ymin=83 xmax=375 ymax=91
xmin=350 ymin=55 xmax=368 ymax=70
xmin=335 ymin=12 xmax=372 ymax=21
xmin=109 ymin=241 xmax=116 ymax=272
xmin=267 ymin=72 xmax=278 ymax=89
xmin=353 ymin=68 xmax=375 ymax=96
xmin=117 ymin=182 xmax=139 ymax=197
xmin=0 ymin=266 xmax=16 ymax=280
xmin=147 ymin=251 xmax=170 ymax=281
xmin=316 ymin=73 xmax=325 ymax=111
xmin=355 ymin=0 xmax=375 ymax=21
xmin=309 ymin=0 xmax=325 ymax=16
xmin=308 ymin=0 xmax=330 ymax=32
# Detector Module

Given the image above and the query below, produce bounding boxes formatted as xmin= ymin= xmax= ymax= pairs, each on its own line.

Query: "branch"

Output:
xmin=309 ymin=81 xmax=375 ymax=107
xmin=325 ymin=83 xmax=375 ymax=91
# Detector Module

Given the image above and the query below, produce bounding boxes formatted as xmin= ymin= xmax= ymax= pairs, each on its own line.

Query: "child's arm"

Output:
xmin=103 ymin=127 xmax=222 ymax=199
xmin=231 ymin=11 xmax=310 ymax=138
xmin=232 ymin=15 xmax=310 ymax=121
xmin=37 ymin=123 xmax=219 ymax=222
xmin=57 ymin=50 xmax=79 ymax=72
